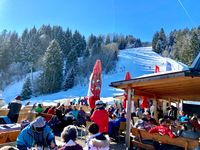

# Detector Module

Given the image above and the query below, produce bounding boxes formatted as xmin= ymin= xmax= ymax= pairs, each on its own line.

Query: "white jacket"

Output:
xmin=84 ymin=133 xmax=110 ymax=150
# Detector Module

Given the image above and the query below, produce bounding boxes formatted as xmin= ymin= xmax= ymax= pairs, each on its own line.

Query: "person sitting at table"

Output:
xmin=149 ymin=118 xmax=176 ymax=138
xmin=35 ymin=103 xmax=44 ymax=113
xmin=190 ymin=117 xmax=200 ymax=131
xmin=135 ymin=107 xmax=143 ymax=118
xmin=48 ymin=109 xmax=67 ymax=136
xmin=77 ymin=106 xmax=86 ymax=126
xmin=47 ymin=106 xmax=56 ymax=115
xmin=16 ymin=116 xmax=56 ymax=150
xmin=134 ymin=116 xmax=151 ymax=131
xmin=111 ymin=112 xmax=126 ymax=140
xmin=65 ymin=105 xmax=73 ymax=114
xmin=108 ymin=107 xmax=113 ymax=119
xmin=168 ymin=105 xmax=178 ymax=120
xmin=178 ymin=111 xmax=189 ymax=122
xmin=177 ymin=123 xmax=200 ymax=140
xmin=71 ymin=105 xmax=79 ymax=120
xmin=43 ymin=106 xmax=51 ymax=113
xmin=114 ymin=112 xmax=126 ymax=126
xmin=113 ymin=108 xmax=120 ymax=118
xmin=149 ymin=118 xmax=157 ymax=128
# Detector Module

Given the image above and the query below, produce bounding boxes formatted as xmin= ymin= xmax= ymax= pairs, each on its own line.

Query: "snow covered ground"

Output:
xmin=2 ymin=47 xmax=188 ymax=105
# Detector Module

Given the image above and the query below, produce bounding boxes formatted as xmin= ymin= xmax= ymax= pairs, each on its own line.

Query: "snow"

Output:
xmin=2 ymin=47 xmax=192 ymax=105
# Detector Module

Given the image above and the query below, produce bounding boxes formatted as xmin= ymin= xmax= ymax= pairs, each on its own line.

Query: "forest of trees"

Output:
xmin=0 ymin=25 xmax=143 ymax=100
xmin=152 ymin=27 xmax=200 ymax=65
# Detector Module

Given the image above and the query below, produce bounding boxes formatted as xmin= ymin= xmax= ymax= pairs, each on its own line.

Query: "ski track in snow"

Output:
xmin=2 ymin=47 xmax=194 ymax=105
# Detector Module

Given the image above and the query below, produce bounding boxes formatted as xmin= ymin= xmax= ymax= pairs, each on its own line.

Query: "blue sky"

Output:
xmin=0 ymin=0 xmax=200 ymax=41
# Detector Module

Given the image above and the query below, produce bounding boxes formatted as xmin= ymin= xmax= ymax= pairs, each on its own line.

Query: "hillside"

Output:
xmin=2 ymin=47 xmax=187 ymax=104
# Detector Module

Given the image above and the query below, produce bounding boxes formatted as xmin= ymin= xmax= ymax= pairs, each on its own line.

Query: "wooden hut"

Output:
xmin=110 ymin=53 xmax=200 ymax=149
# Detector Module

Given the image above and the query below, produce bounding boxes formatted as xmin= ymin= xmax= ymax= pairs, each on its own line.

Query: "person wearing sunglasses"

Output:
xmin=16 ymin=116 xmax=56 ymax=150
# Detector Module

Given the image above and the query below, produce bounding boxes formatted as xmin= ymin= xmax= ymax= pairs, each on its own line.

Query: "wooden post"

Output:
xmin=153 ymin=97 xmax=158 ymax=121
xmin=125 ymin=88 xmax=133 ymax=150
xmin=180 ymin=100 xmax=183 ymax=112
xmin=163 ymin=100 xmax=167 ymax=116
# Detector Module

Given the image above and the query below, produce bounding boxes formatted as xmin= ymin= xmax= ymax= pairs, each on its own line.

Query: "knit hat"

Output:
xmin=95 ymin=100 xmax=104 ymax=109
xmin=15 ymin=96 xmax=21 ymax=100
xmin=31 ymin=116 xmax=46 ymax=128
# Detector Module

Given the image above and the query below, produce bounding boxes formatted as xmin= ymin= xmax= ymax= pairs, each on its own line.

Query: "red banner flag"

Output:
xmin=88 ymin=60 xmax=102 ymax=109
xmin=155 ymin=65 xmax=160 ymax=73
xmin=140 ymin=96 xmax=149 ymax=109
xmin=123 ymin=72 xmax=131 ymax=108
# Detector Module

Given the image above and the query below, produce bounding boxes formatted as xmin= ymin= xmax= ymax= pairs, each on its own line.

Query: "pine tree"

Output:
xmin=83 ymin=47 xmax=90 ymax=58
xmin=88 ymin=34 xmax=97 ymax=49
xmin=173 ymin=31 xmax=191 ymax=64
xmin=105 ymin=35 xmax=111 ymax=44
xmin=134 ymin=39 xmax=142 ymax=47
xmin=72 ymin=30 xmax=86 ymax=57
xmin=60 ymin=28 xmax=73 ymax=58
xmin=118 ymin=36 xmax=127 ymax=50
xmin=39 ymin=40 xmax=63 ymax=94
xmin=152 ymin=28 xmax=167 ymax=54
xmin=126 ymin=35 xmax=136 ymax=45
xmin=190 ymin=32 xmax=200 ymax=62
xmin=21 ymin=77 xmax=32 ymax=100
xmin=152 ymin=32 xmax=159 ymax=50
xmin=112 ymin=34 xmax=119 ymax=43
xmin=64 ymin=68 xmax=75 ymax=90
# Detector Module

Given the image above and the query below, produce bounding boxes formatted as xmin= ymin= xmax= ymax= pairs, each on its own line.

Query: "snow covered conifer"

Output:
xmin=40 ymin=40 xmax=63 ymax=94
xmin=21 ymin=77 xmax=32 ymax=100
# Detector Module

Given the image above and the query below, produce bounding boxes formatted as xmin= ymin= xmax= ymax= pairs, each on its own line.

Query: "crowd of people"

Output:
xmin=4 ymin=96 xmax=200 ymax=150
xmin=132 ymin=104 xmax=200 ymax=150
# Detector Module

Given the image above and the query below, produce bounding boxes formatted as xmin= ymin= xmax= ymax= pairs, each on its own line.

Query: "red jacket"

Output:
xmin=148 ymin=125 xmax=176 ymax=138
xmin=47 ymin=108 xmax=55 ymax=115
xmin=90 ymin=109 xmax=108 ymax=133
xmin=190 ymin=121 xmax=200 ymax=130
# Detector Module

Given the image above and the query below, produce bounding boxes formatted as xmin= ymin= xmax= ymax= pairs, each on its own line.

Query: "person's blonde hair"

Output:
xmin=61 ymin=125 xmax=77 ymax=143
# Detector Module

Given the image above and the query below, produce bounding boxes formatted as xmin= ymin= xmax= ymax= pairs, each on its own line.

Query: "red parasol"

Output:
xmin=88 ymin=60 xmax=102 ymax=109
xmin=123 ymin=72 xmax=131 ymax=108
xmin=140 ymin=96 xmax=149 ymax=109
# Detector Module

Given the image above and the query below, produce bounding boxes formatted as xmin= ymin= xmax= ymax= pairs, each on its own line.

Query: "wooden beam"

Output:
xmin=125 ymin=88 xmax=132 ymax=150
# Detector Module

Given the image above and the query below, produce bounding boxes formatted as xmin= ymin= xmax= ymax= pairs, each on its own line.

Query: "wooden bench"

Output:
xmin=131 ymin=128 xmax=199 ymax=150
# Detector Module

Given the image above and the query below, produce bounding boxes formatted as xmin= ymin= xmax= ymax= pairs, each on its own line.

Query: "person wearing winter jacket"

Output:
xmin=35 ymin=103 xmax=44 ymax=113
xmin=16 ymin=116 xmax=56 ymax=150
xmin=84 ymin=123 xmax=109 ymax=150
xmin=177 ymin=123 xmax=200 ymax=140
xmin=47 ymin=106 xmax=56 ymax=115
xmin=7 ymin=96 xmax=22 ymax=123
xmin=90 ymin=100 xmax=108 ymax=133
xmin=149 ymin=118 xmax=176 ymax=138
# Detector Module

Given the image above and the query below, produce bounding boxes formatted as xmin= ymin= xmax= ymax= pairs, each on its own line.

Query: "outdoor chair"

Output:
xmin=116 ymin=121 xmax=126 ymax=142
xmin=77 ymin=121 xmax=93 ymax=140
